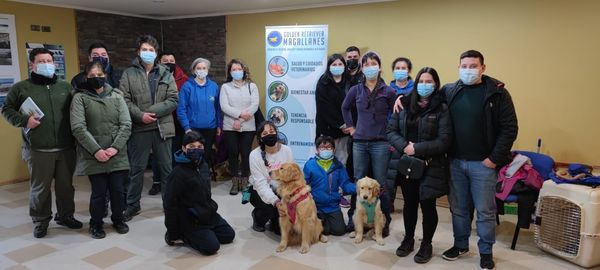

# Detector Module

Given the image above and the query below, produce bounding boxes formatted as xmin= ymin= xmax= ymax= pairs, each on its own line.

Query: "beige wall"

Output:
xmin=226 ymin=0 xmax=600 ymax=166
xmin=1 ymin=0 xmax=79 ymax=184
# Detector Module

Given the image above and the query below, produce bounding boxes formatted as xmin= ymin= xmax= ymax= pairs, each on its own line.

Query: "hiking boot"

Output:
xmin=56 ymin=216 xmax=83 ymax=229
xmin=480 ymin=254 xmax=496 ymax=270
xmin=239 ymin=177 xmax=249 ymax=192
xmin=89 ymin=224 xmax=106 ymax=239
xmin=414 ymin=242 xmax=433 ymax=264
xmin=33 ymin=223 xmax=48 ymax=238
xmin=442 ymin=246 xmax=469 ymax=261
xmin=112 ymin=222 xmax=129 ymax=234
xmin=148 ymin=183 xmax=161 ymax=195
xmin=395 ymin=237 xmax=415 ymax=257
xmin=229 ymin=177 xmax=240 ymax=195
xmin=123 ymin=206 xmax=141 ymax=222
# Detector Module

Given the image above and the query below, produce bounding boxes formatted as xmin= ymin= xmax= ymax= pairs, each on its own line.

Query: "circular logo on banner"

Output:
xmin=278 ymin=132 xmax=288 ymax=145
xmin=267 ymin=31 xmax=283 ymax=47
xmin=268 ymin=56 xmax=288 ymax=77
xmin=268 ymin=106 xmax=288 ymax=127
xmin=268 ymin=81 xmax=288 ymax=102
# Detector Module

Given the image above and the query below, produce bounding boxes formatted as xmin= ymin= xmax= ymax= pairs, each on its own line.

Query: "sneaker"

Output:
xmin=251 ymin=212 xmax=265 ymax=232
xmin=480 ymin=254 xmax=495 ymax=270
xmin=89 ymin=225 xmax=106 ymax=239
xmin=414 ymin=243 xmax=433 ymax=264
xmin=112 ymin=222 xmax=129 ymax=234
xmin=340 ymin=196 xmax=351 ymax=208
xmin=123 ymin=207 xmax=141 ymax=222
xmin=33 ymin=223 xmax=48 ymax=238
xmin=442 ymin=246 xmax=470 ymax=261
xmin=56 ymin=216 xmax=83 ymax=229
xmin=395 ymin=237 xmax=415 ymax=257
xmin=148 ymin=183 xmax=161 ymax=195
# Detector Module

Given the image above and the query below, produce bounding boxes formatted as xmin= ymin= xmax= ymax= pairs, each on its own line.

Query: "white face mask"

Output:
xmin=195 ymin=70 xmax=208 ymax=79
xmin=459 ymin=68 xmax=481 ymax=85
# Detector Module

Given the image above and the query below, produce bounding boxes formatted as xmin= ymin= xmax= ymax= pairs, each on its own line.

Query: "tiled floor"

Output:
xmin=0 ymin=173 xmax=597 ymax=270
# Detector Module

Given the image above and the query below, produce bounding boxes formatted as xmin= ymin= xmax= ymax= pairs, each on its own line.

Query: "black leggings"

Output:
xmin=223 ymin=131 xmax=254 ymax=177
xmin=399 ymin=177 xmax=438 ymax=244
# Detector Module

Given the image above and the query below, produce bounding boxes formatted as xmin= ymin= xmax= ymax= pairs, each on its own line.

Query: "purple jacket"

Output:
xmin=342 ymin=81 xmax=396 ymax=141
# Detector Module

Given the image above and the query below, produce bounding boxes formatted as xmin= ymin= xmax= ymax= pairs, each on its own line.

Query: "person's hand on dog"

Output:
xmin=403 ymin=142 xmax=415 ymax=156
xmin=275 ymin=200 xmax=286 ymax=217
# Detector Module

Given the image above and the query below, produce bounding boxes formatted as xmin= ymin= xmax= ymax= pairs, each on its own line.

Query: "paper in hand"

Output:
xmin=20 ymin=97 xmax=45 ymax=134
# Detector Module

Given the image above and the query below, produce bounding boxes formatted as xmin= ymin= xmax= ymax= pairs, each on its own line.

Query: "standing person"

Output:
xmin=345 ymin=46 xmax=362 ymax=87
xmin=164 ymin=131 xmax=235 ymax=255
xmin=70 ymin=61 xmax=132 ymax=239
xmin=177 ymin=57 xmax=221 ymax=172
xmin=248 ymin=121 xmax=293 ymax=234
xmin=147 ymin=52 xmax=190 ymax=196
xmin=390 ymin=57 xmax=414 ymax=96
xmin=440 ymin=50 xmax=518 ymax=270
xmin=219 ymin=59 xmax=259 ymax=195
xmin=386 ymin=67 xmax=452 ymax=263
xmin=120 ymin=34 xmax=178 ymax=221
xmin=71 ymin=42 xmax=121 ymax=89
xmin=304 ymin=135 xmax=355 ymax=236
xmin=2 ymin=48 xmax=82 ymax=238
xmin=341 ymin=51 xmax=396 ymax=235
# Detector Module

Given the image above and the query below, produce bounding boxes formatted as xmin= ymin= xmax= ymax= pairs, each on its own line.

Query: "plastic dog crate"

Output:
xmin=534 ymin=181 xmax=600 ymax=268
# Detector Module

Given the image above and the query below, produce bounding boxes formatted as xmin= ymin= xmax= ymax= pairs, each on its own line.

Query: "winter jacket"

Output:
xmin=442 ymin=75 xmax=518 ymax=168
xmin=177 ymin=77 xmax=221 ymax=131
xmin=164 ymin=150 xmax=216 ymax=238
xmin=389 ymin=79 xmax=414 ymax=96
xmin=386 ymin=91 xmax=452 ymax=200
xmin=119 ymin=58 xmax=178 ymax=138
xmin=71 ymin=63 xmax=122 ymax=89
xmin=2 ymin=73 xmax=74 ymax=151
xmin=172 ymin=65 xmax=189 ymax=90
xmin=219 ymin=81 xmax=260 ymax=132
xmin=304 ymin=157 xmax=355 ymax=214
xmin=342 ymin=80 xmax=396 ymax=141
xmin=315 ymin=73 xmax=351 ymax=139
xmin=70 ymin=85 xmax=131 ymax=175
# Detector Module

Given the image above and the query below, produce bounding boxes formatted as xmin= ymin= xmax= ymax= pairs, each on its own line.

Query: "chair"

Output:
xmin=497 ymin=151 xmax=555 ymax=250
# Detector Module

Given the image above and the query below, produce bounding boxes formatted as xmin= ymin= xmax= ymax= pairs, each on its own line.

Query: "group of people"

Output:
xmin=1 ymin=32 xmax=518 ymax=269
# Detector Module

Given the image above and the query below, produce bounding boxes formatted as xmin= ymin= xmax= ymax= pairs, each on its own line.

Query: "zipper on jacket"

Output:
xmin=47 ymin=84 xmax=57 ymax=147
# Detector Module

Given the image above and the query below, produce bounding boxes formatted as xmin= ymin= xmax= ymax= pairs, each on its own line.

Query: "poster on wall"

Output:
xmin=0 ymin=14 xmax=21 ymax=107
xmin=25 ymin=42 xmax=66 ymax=81
xmin=265 ymin=25 xmax=328 ymax=166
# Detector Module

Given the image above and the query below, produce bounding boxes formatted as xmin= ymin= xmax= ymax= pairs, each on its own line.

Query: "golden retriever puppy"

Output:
xmin=350 ymin=177 xmax=385 ymax=245
xmin=271 ymin=162 xmax=328 ymax=253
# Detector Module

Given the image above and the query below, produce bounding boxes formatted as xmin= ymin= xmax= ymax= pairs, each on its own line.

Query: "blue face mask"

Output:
xmin=35 ymin=63 xmax=56 ymax=78
xmin=185 ymin=148 xmax=205 ymax=162
xmin=231 ymin=70 xmax=244 ymax=81
xmin=459 ymin=68 xmax=480 ymax=85
xmin=362 ymin=66 xmax=380 ymax=80
xmin=329 ymin=66 xmax=344 ymax=76
xmin=318 ymin=149 xmax=334 ymax=160
xmin=393 ymin=70 xmax=409 ymax=81
xmin=139 ymin=51 xmax=157 ymax=64
xmin=417 ymin=83 xmax=435 ymax=97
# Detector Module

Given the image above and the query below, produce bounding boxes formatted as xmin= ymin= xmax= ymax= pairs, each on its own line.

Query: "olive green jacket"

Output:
xmin=119 ymin=58 xmax=178 ymax=139
xmin=70 ymin=85 xmax=131 ymax=175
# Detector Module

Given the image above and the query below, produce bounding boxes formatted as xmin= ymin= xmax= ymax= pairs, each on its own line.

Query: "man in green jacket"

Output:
xmin=1 ymin=48 xmax=83 ymax=238
xmin=120 ymin=34 xmax=178 ymax=221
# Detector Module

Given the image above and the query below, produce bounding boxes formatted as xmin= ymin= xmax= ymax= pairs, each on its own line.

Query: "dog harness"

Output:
xmin=287 ymin=187 xmax=310 ymax=224
xmin=360 ymin=199 xmax=379 ymax=225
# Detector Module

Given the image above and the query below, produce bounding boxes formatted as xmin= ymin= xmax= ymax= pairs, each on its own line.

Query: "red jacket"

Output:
xmin=173 ymin=65 xmax=189 ymax=91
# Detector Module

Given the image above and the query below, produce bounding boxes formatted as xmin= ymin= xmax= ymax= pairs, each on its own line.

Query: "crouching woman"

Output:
xmin=164 ymin=131 xmax=235 ymax=255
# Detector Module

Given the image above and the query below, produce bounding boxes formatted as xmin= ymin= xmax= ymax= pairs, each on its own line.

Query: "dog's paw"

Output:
xmin=276 ymin=245 xmax=287 ymax=253
xmin=299 ymin=245 xmax=310 ymax=254
xmin=349 ymin=231 xmax=356 ymax=238
xmin=354 ymin=237 xmax=363 ymax=244
xmin=376 ymin=238 xmax=385 ymax=246
xmin=320 ymin=235 xmax=328 ymax=243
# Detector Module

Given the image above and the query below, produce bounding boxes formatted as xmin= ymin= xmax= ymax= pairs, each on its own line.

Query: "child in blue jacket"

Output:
xmin=304 ymin=135 xmax=356 ymax=236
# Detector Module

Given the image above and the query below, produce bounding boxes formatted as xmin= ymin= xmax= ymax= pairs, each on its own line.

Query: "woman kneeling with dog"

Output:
xmin=248 ymin=121 xmax=294 ymax=234
xmin=164 ymin=131 xmax=235 ymax=255
xmin=386 ymin=67 xmax=452 ymax=263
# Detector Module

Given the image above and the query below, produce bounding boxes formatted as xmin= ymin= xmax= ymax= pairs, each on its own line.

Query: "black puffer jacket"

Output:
xmin=164 ymin=150 xmax=217 ymax=238
xmin=315 ymin=73 xmax=352 ymax=139
xmin=386 ymin=91 xmax=452 ymax=200
xmin=442 ymin=75 xmax=518 ymax=168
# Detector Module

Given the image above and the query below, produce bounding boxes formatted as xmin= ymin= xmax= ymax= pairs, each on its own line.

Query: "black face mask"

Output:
xmin=165 ymin=63 xmax=176 ymax=73
xmin=347 ymin=59 xmax=359 ymax=70
xmin=261 ymin=134 xmax=278 ymax=147
xmin=86 ymin=77 xmax=106 ymax=90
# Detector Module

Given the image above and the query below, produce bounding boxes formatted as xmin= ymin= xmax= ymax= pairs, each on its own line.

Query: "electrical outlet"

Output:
xmin=41 ymin=26 xmax=51 ymax=32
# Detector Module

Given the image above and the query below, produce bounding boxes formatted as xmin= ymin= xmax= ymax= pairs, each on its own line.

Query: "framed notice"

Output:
xmin=0 ymin=14 xmax=21 ymax=107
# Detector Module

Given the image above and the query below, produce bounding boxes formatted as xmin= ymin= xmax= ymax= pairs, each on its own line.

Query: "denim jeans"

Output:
xmin=449 ymin=159 xmax=498 ymax=254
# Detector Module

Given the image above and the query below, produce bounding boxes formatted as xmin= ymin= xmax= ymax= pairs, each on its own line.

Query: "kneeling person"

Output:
xmin=164 ymin=131 xmax=235 ymax=255
xmin=304 ymin=136 xmax=356 ymax=236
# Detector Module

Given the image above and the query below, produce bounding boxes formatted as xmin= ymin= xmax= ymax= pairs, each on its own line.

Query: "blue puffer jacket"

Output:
xmin=176 ymin=77 xmax=221 ymax=131
xmin=303 ymin=157 xmax=356 ymax=214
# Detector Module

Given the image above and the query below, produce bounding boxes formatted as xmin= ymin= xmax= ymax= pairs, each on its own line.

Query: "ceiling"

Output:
xmin=9 ymin=0 xmax=393 ymax=19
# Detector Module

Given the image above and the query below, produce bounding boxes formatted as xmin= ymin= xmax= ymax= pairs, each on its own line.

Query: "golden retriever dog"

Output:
xmin=270 ymin=162 xmax=328 ymax=253
xmin=349 ymin=177 xmax=385 ymax=245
